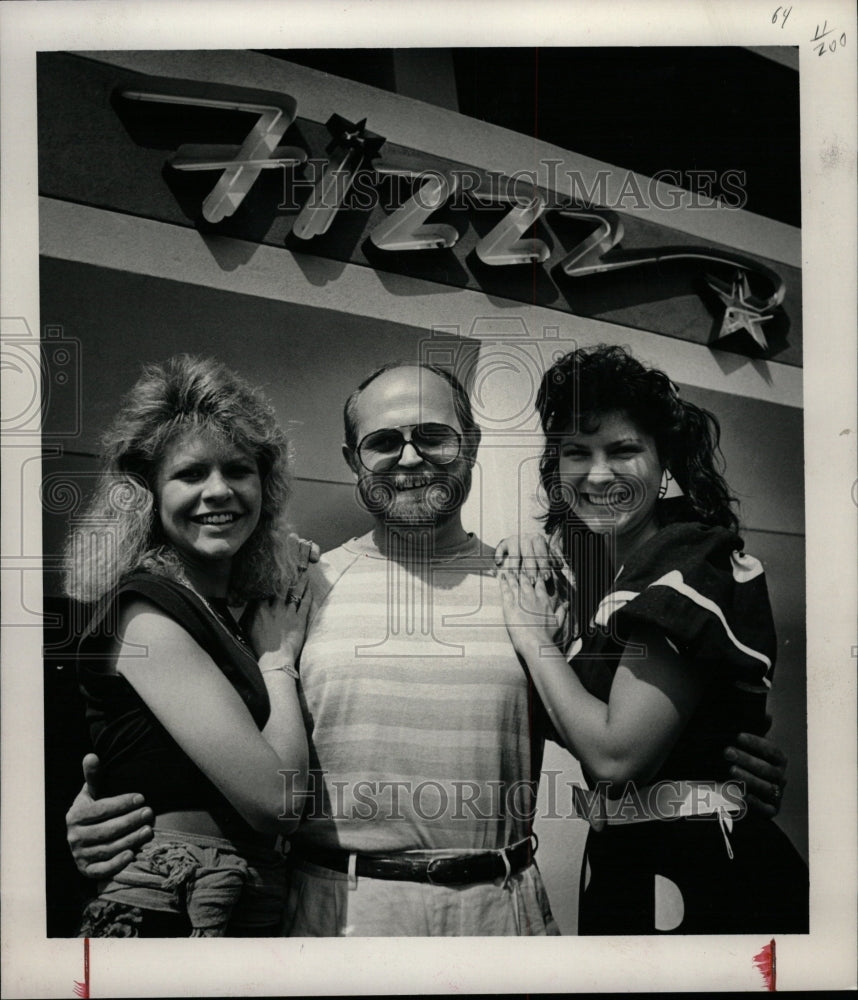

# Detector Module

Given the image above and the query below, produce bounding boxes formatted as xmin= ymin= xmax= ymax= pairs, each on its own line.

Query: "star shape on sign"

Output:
xmin=325 ymin=114 xmax=386 ymax=160
xmin=707 ymin=270 xmax=774 ymax=352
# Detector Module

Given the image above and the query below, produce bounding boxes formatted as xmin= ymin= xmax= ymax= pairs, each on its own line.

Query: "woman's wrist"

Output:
xmin=516 ymin=630 xmax=560 ymax=660
xmin=258 ymin=652 xmax=297 ymax=676
xmin=262 ymin=667 xmax=299 ymax=683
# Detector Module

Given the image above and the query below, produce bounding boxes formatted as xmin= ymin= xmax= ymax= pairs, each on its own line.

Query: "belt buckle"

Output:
xmin=425 ymin=856 xmax=456 ymax=886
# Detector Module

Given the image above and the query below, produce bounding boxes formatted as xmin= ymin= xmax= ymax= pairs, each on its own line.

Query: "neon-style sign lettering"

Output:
xmin=370 ymin=170 xmax=459 ymax=251
xmin=117 ymin=77 xmax=788 ymax=356
xmin=475 ymin=192 xmax=550 ymax=266
xmin=119 ymin=82 xmax=305 ymax=224
xmin=556 ymin=209 xmax=785 ymax=351
xmin=292 ymin=115 xmax=385 ymax=240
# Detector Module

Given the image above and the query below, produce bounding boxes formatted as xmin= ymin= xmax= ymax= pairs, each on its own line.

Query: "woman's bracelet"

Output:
xmin=260 ymin=662 xmax=299 ymax=680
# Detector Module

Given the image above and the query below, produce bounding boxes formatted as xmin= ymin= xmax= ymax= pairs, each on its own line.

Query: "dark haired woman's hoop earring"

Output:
xmin=658 ymin=469 xmax=673 ymax=500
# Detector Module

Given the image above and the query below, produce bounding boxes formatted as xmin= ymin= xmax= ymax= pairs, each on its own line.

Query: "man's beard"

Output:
xmin=356 ymin=463 xmax=472 ymax=526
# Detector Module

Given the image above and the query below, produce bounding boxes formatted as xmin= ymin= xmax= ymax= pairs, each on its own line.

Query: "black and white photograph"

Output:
xmin=1 ymin=1 xmax=855 ymax=995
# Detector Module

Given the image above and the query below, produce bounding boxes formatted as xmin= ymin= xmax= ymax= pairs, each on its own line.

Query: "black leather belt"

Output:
xmin=292 ymin=835 xmax=538 ymax=886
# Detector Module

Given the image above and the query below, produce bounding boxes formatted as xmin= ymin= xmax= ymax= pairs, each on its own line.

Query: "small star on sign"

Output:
xmin=325 ymin=114 xmax=385 ymax=160
xmin=707 ymin=270 xmax=774 ymax=352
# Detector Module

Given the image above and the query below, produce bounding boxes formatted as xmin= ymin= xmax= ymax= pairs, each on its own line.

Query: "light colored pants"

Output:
xmin=282 ymin=857 xmax=560 ymax=936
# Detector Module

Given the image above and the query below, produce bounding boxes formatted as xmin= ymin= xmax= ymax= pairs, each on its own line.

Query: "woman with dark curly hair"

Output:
xmin=497 ymin=344 xmax=807 ymax=934
xmin=66 ymin=355 xmax=310 ymax=936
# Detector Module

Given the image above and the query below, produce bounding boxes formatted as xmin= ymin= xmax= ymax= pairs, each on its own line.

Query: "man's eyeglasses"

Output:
xmin=356 ymin=423 xmax=462 ymax=472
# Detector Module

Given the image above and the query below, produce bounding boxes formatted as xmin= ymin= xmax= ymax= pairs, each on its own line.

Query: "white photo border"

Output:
xmin=2 ymin=0 xmax=856 ymax=995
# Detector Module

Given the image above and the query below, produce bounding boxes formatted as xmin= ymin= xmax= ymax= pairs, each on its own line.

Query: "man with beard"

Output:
xmin=278 ymin=361 xmax=560 ymax=935
xmin=65 ymin=361 xmax=787 ymax=936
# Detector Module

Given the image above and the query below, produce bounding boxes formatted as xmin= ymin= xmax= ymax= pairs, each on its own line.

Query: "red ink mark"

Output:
xmin=73 ymin=936 xmax=90 ymax=998
xmin=753 ymin=938 xmax=776 ymax=991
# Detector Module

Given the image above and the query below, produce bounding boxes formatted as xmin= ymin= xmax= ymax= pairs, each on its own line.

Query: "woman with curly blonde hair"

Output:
xmin=66 ymin=355 xmax=310 ymax=937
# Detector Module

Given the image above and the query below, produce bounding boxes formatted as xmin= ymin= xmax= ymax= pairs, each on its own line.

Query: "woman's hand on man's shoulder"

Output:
xmin=494 ymin=532 xmax=561 ymax=584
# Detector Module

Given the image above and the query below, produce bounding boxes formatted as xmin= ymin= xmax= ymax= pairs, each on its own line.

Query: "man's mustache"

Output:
xmin=390 ymin=473 xmax=442 ymax=490
xmin=361 ymin=471 xmax=458 ymax=490
xmin=356 ymin=467 xmax=469 ymax=514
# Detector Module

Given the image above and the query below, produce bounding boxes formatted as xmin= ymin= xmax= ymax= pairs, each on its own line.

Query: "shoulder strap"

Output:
xmin=127 ymin=573 xmax=266 ymax=669
xmin=80 ymin=572 xmax=269 ymax=719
